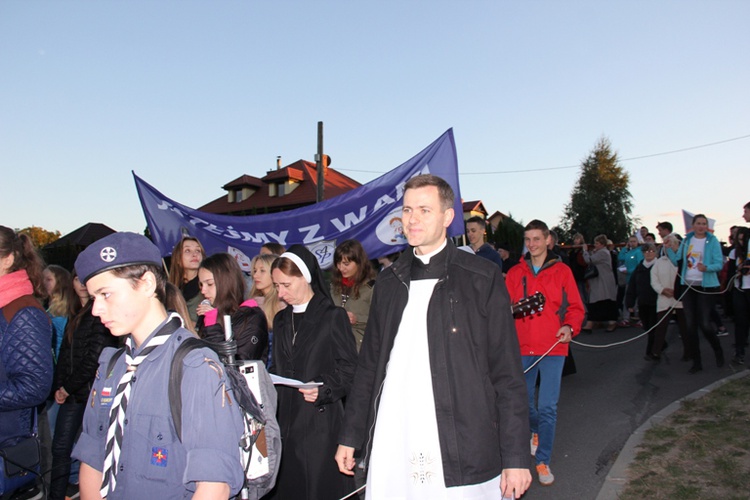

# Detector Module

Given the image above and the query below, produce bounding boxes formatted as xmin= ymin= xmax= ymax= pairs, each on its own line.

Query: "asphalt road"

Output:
xmin=522 ymin=319 xmax=746 ymax=500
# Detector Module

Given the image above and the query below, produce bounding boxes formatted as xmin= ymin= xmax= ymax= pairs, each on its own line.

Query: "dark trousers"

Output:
xmin=652 ymin=308 xmax=688 ymax=357
xmin=49 ymin=403 xmax=86 ymax=500
xmin=682 ymin=287 xmax=722 ymax=368
xmin=733 ymin=288 xmax=750 ymax=357
xmin=638 ymin=303 xmax=658 ymax=355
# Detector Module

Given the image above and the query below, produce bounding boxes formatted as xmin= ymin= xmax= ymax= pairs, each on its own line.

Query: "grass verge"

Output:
xmin=619 ymin=373 xmax=750 ymax=500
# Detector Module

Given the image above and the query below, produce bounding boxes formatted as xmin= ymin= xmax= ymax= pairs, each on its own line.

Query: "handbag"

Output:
xmin=0 ymin=435 xmax=41 ymax=495
xmin=584 ymin=264 xmax=599 ymax=280
xmin=0 ymin=406 xmax=41 ymax=496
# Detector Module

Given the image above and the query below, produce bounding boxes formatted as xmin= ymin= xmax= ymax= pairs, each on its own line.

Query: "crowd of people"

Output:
xmin=1 ymin=193 xmax=748 ymax=500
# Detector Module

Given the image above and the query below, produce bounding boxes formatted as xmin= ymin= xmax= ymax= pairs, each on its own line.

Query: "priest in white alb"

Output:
xmin=336 ymin=174 xmax=531 ymax=499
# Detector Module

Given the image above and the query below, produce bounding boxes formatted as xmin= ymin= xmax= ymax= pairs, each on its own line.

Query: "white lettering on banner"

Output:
xmin=330 ymin=206 xmax=368 ymax=232
xmin=299 ymin=224 xmax=324 ymax=244
xmin=203 ymin=224 xmax=225 ymax=235
xmin=373 ymin=194 xmax=396 ymax=212
xmin=238 ymin=232 xmax=271 ymax=244
xmin=266 ymin=231 xmax=289 ymax=245
xmin=155 ymin=199 xmax=191 ymax=219
xmin=151 ymin=164 xmax=433 ymax=245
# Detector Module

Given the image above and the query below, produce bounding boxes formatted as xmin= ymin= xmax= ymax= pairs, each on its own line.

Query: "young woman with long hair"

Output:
xmin=44 ymin=264 xmax=76 ymax=360
xmin=672 ymin=213 xmax=725 ymax=374
xmin=0 ymin=226 xmax=54 ymax=497
xmin=197 ymin=253 xmax=268 ymax=361
xmin=249 ymin=253 xmax=285 ymax=368
xmin=330 ymin=239 xmax=375 ymax=352
xmin=168 ymin=236 xmax=206 ymax=327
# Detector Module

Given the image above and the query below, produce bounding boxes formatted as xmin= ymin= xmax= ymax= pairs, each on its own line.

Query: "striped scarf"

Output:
xmin=100 ymin=313 xmax=183 ymax=497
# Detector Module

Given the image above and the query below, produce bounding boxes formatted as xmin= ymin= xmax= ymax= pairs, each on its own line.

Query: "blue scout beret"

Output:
xmin=75 ymin=232 xmax=162 ymax=284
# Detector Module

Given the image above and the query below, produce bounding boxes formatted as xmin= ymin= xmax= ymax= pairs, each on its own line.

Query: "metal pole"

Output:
xmin=316 ymin=121 xmax=324 ymax=202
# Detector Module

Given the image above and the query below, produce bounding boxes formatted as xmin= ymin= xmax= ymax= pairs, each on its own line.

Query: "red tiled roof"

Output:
xmin=223 ymin=174 xmax=264 ymax=189
xmin=199 ymin=160 xmax=362 ymax=215
xmin=462 ymin=200 xmax=488 ymax=215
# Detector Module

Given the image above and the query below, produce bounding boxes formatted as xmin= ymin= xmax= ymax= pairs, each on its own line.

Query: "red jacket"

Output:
xmin=505 ymin=254 xmax=585 ymax=357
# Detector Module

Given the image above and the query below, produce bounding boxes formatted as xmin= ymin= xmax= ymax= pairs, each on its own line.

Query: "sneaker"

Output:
xmin=617 ymin=320 xmax=629 ymax=328
xmin=536 ymin=463 xmax=555 ymax=486
xmin=530 ymin=433 xmax=539 ymax=456
xmin=717 ymin=328 xmax=729 ymax=337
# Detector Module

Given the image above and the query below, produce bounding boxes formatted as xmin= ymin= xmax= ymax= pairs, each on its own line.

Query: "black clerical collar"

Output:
xmin=411 ymin=242 xmax=449 ymax=280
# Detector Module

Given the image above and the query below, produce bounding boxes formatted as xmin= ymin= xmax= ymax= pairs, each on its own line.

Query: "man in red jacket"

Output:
xmin=505 ymin=220 xmax=585 ymax=487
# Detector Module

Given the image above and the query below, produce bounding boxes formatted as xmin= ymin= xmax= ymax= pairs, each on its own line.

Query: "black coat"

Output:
xmin=54 ymin=306 xmax=117 ymax=403
xmin=625 ymin=261 xmax=658 ymax=309
xmin=198 ymin=303 xmax=268 ymax=363
xmin=268 ymin=292 xmax=357 ymax=500
xmin=339 ymin=241 xmax=530 ymax=488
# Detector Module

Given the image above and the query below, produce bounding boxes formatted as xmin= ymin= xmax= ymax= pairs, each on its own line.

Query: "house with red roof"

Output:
xmin=199 ymin=159 xmax=362 ymax=216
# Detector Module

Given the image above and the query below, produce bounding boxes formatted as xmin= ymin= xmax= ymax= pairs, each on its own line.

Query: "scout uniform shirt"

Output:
xmin=72 ymin=318 xmax=245 ymax=499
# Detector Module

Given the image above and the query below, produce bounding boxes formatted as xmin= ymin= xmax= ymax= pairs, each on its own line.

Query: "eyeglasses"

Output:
xmin=645 ymin=249 xmax=656 ymax=253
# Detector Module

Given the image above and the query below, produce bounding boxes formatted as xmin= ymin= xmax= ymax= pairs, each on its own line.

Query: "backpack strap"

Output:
xmin=168 ymin=336 xmax=206 ymax=441
xmin=105 ymin=347 xmax=126 ymax=379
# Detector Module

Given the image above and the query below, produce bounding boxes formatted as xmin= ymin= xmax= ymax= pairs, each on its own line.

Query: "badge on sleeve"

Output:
xmin=151 ymin=447 xmax=168 ymax=467
xmin=100 ymin=387 xmax=113 ymax=407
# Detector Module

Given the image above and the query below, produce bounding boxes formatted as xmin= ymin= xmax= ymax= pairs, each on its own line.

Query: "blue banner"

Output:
xmin=135 ymin=129 xmax=462 ymax=270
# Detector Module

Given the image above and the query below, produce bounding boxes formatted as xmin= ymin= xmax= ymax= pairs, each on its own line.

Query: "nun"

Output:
xmin=267 ymin=245 xmax=358 ymax=500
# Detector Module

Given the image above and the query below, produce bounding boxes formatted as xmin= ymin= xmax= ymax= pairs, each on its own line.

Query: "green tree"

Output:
xmin=19 ymin=226 xmax=61 ymax=248
xmin=560 ymin=137 xmax=634 ymax=243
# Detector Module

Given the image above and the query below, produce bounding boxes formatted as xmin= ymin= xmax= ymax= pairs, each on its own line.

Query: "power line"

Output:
xmin=337 ymin=133 xmax=750 ymax=175
xmin=463 ymin=133 xmax=750 ymax=175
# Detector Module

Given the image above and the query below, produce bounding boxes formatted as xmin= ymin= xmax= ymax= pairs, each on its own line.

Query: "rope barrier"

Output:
xmin=573 ymin=269 xmax=740 ymax=347
xmin=338 ymin=484 xmax=366 ymax=500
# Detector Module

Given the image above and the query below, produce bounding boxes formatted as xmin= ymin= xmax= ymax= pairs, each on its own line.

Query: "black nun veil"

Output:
xmin=282 ymin=244 xmax=332 ymax=301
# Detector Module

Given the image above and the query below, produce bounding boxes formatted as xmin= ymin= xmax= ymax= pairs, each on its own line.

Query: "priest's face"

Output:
xmin=402 ymin=186 xmax=454 ymax=256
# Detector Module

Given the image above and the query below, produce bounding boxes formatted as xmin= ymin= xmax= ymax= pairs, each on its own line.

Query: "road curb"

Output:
xmin=595 ymin=368 xmax=750 ymax=500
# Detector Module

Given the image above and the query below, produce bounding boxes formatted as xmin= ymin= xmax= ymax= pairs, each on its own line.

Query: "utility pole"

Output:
xmin=315 ymin=121 xmax=324 ymax=203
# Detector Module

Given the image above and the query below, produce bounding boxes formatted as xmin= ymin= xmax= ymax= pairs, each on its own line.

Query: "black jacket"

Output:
xmin=625 ymin=261 xmax=658 ymax=309
xmin=197 ymin=304 xmax=268 ymax=363
xmin=339 ymin=241 xmax=530 ymax=487
xmin=54 ymin=306 xmax=117 ymax=403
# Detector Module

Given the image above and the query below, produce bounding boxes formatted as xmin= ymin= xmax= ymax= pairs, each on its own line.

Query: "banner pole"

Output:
xmin=316 ymin=121 xmax=324 ymax=203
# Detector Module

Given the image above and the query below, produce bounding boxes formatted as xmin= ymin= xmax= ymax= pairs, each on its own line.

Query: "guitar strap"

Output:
xmin=522 ymin=276 xmax=528 ymax=299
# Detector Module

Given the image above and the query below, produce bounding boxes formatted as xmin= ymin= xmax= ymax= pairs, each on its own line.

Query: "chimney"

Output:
xmin=276 ymin=156 xmax=282 ymax=170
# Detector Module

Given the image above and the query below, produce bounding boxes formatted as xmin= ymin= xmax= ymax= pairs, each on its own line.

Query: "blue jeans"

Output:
xmin=522 ymin=355 xmax=565 ymax=466
xmin=49 ymin=403 xmax=86 ymax=500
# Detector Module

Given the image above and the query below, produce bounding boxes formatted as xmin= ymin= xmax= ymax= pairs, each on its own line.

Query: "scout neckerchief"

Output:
xmin=100 ymin=312 xmax=183 ymax=497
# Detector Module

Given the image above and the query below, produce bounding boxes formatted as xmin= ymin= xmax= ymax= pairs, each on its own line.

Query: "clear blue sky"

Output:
xmin=2 ymin=1 xmax=748 ymax=242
